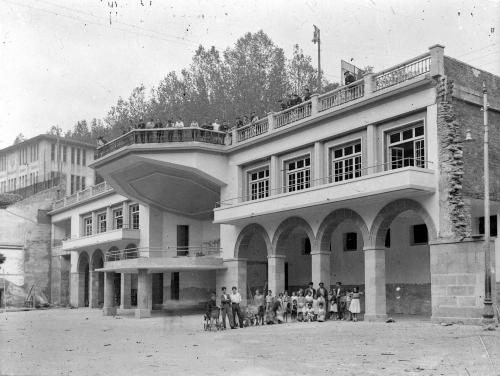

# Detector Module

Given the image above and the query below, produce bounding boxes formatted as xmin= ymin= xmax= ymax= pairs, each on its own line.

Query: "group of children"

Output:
xmin=251 ymin=282 xmax=363 ymax=325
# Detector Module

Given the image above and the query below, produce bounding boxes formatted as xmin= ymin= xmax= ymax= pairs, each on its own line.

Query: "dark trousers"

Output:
xmin=221 ymin=304 xmax=234 ymax=328
xmin=232 ymin=303 xmax=244 ymax=328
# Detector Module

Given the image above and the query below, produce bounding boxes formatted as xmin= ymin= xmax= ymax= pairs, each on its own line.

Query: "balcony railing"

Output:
xmin=319 ymin=80 xmax=365 ymax=112
xmin=236 ymin=118 xmax=269 ymax=142
xmin=52 ymin=181 xmax=114 ymax=210
xmin=94 ymin=128 xmax=228 ymax=159
xmin=105 ymin=246 xmax=222 ymax=262
xmin=216 ymin=158 xmax=433 ymax=207
xmin=94 ymin=49 xmax=437 ymax=158
xmin=374 ymin=53 xmax=431 ymax=91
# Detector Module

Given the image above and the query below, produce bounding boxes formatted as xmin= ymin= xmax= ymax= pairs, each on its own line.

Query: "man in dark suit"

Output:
xmin=317 ymin=282 xmax=328 ymax=300
xmin=220 ymin=286 xmax=234 ymax=329
xmin=305 ymin=282 xmax=316 ymax=298
xmin=344 ymin=71 xmax=356 ymax=85
xmin=334 ymin=282 xmax=344 ymax=320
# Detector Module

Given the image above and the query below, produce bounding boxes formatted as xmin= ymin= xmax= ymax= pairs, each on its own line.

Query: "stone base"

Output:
xmin=103 ymin=307 xmax=117 ymax=316
xmin=135 ymin=308 xmax=151 ymax=319
xmin=364 ymin=314 xmax=388 ymax=322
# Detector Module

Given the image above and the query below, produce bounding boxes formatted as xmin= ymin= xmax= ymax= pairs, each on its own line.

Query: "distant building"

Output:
xmin=0 ymin=135 xmax=97 ymax=198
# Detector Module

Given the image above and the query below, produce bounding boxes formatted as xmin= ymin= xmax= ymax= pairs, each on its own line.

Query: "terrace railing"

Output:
xmin=374 ymin=53 xmax=431 ymax=91
xmin=105 ymin=245 xmax=222 ymax=262
xmin=319 ymin=80 xmax=365 ymax=112
xmin=236 ymin=118 xmax=269 ymax=142
xmin=52 ymin=181 xmax=113 ymax=210
xmin=274 ymin=101 xmax=312 ymax=129
xmin=95 ymin=128 xmax=228 ymax=159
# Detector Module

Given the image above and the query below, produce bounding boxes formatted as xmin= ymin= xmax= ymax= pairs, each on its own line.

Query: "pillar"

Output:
xmin=429 ymin=44 xmax=445 ymax=77
xmin=310 ymin=93 xmax=319 ymax=114
xmin=136 ymin=269 xmax=152 ymax=318
xmin=163 ymin=272 xmax=172 ymax=306
xmin=311 ymin=251 xmax=331 ymax=289
xmin=120 ymin=273 xmax=132 ymax=309
xmin=313 ymin=141 xmax=324 ymax=185
xmin=366 ymin=124 xmax=377 ymax=174
xmin=270 ymin=155 xmax=280 ymax=194
xmin=364 ymin=248 xmax=387 ymax=321
xmin=106 ymin=206 xmax=113 ymax=231
xmin=267 ymin=255 xmax=286 ymax=296
xmin=122 ymin=201 xmax=130 ymax=229
xmin=70 ymin=272 xmax=79 ymax=307
xmin=103 ymin=272 xmax=116 ymax=316
xmin=216 ymin=259 xmax=247 ymax=304
xmin=89 ymin=271 xmax=100 ymax=308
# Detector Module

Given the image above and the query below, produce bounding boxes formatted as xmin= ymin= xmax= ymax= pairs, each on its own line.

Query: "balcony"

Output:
xmin=100 ymin=246 xmax=225 ymax=273
xmin=52 ymin=181 xmax=114 ymax=211
xmin=214 ymin=161 xmax=436 ymax=224
xmin=62 ymin=225 xmax=140 ymax=251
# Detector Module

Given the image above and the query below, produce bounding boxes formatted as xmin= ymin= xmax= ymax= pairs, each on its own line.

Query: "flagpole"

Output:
xmin=315 ymin=26 xmax=322 ymax=92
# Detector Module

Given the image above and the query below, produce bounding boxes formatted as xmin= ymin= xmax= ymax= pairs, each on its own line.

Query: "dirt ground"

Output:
xmin=0 ymin=309 xmax=499 ymax=376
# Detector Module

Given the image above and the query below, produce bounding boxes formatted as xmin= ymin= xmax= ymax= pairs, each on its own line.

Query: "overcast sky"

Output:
xmin=0 ymin=0 xmax=499 ymax=148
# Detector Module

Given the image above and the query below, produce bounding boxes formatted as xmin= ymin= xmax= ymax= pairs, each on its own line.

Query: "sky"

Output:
xmin=0 ymin=0 xmax=499 ymax=149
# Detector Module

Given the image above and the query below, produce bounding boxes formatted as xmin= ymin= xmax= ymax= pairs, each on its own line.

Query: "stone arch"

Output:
xmin=77 ymin=251 xmax=90 ymax=272
xmin=124 ymin=243 xmax=138 ymax=259
xmin=271 ymin=216 xmax=316 ymax=255
xmin=317 ymin=208 xmax=369 ymax=252
xmin=77 ymin=251 xmax=90 ymax=307
xmin=369 ymin=198 xmax=437 ymax=249
xmin=91 ymin=249 xmax=104 ymax=271
xmin=234 ymin=223 xmax=272 ymax=259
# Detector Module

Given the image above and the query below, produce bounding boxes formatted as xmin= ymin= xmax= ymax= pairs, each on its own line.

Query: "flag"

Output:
xmin=312 ymin=25 xmax=320 ymax=44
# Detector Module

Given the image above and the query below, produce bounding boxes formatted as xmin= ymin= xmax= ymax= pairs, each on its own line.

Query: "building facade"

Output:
xmin=0 ymin=135 xmax=96 ymax=197
xmin=53 ymin=45 xmax=500 ymax=323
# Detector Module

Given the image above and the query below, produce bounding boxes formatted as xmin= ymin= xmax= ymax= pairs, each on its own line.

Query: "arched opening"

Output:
xmin=317 ymin=209 xmax=369 ymax=310
xmin=77 ymin=252 xmax=90 ymax=307
xmin=235 ymin=224 xmax=270 ymax=296
xmin=370 ymin=199 xmax=437 ymax=318
xmin=124 ymin=243 xmax=138 ymax=259
xmin=91 ymin=249 xmax=105 ymax=307
xmin=272 ymin=217 xmax=315 ymax=293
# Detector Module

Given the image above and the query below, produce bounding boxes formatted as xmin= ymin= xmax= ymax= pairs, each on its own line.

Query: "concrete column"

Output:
xmin=136 ymin=269 xmax=152 ymax=318
xmin=310 ymin=93 xmax=319 ymax=114
xmin=120 ymin=273 xmax=132 ymax=309
xmin=270 ymin=155 xmax=280 ymax=194
xmin=106 ymin=206 xmax=113 ymax=231
xmin=363 ymin=73 xmax=374 ymax=96
xmin=122 ymin=201 xmax=130 ymax=229
xmin=267 ymin=255 xmax=286 ymax=296
xmin=313 ymin=141 xmax=324 ymax=185
xmin=429 ymin=44 xmax=445 ymax=77
xmin=366 ymin=124 xmax=377 ymax=174
xmin=267 ymin=112 xmax=275 ymax=131
xmin=89 ymin=271 xmax=100 ymax=308
xmin=70 ymin=272 xmax=79 ymax=307
xmin=311 ymin=251 xmax=331 ymax=289
xmin=216 ymin=259 xmax=247 ymax=304
xmin=91 ymin=211 xmax=98 ymax=235
xmin=163 ymin=272 xmax=172 ymax=305
xmin=103 ymin=272 xmax=116 ymax=316
xmin=364 ymin=248 xmax=387 ymax=321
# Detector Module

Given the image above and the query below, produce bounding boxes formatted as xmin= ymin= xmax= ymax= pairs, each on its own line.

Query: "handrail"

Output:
xmin=374 ymin=54 xmax=431 ymax=91
xmin=105 ymin=245 xmax=222 ymax=262
xmin=318 ymin=80 xmax=365 ymax=112
xmin=52 ymin=181 xmax=114 ymax=210
xmin=274 ymin=100 xmax=312 ymax=129
xmin=65 ymin=224 xmax=138 ymax=241
xmin=216 ymin=158 xmax=434 ymax=207
xmin=236 ymin=118 xmax=270 ymax=142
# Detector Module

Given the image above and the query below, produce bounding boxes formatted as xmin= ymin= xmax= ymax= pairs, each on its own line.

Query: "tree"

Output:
xmin=13 ymin=133 xmax=25 ymax=145
xmin=287 ymin=44 xmax=319 ymax=94
xmin=46 ymin=126 xmax=62 ymax=136
xmin=70 ymin=120 xmax=92 ymax=143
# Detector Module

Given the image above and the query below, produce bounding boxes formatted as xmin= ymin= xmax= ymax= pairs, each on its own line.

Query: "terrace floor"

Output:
xmin=0 ymin=308 xmax=499 ymax=376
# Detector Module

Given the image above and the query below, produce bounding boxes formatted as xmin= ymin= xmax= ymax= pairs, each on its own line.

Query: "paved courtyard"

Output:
xmin=0 ymin=309 xmax=499 ymax=376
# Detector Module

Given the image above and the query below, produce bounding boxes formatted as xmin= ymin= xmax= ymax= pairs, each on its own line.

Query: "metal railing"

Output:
xmin=236 ymin=118 xmax=269 ymax=142
xmin=274 ymin=101 xmax=312 ymax=129
xmin=216 ymin=158 xmax=433 ymax=207
xmin=95 ymin=128 xmax=229 ymax=159
xmin=65 ymin=223 xmax=138 ymax=241
xmin=319 ymin=80 xmax=365 ymax=112
xmin=374 ymin=53 xmax=431 ymax=91
xmin=105 ymin=245 xmax=222 ymax=262
xmin=52 ymin=181 xmax=114 ymax=210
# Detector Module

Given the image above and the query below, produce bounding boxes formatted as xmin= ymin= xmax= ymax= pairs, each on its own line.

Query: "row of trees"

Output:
xmin=45 ymin=30 xmax=339 ymax=145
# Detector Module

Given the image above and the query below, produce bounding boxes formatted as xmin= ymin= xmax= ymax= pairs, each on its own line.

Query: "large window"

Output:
xmin=248 ymin=166 xmax=269 ymax=200
xmin=113 ymin=208 xmax=123 ymax=229
xmin=344 ymin=232 xmax=358 ymax=251
xmin=97 ymin=213 xmax=107 ymax=233
xmin=388 ymin=124 xmax=425 ymax=169
xmin=130 ymin=204 xmax=139 ymax=229
xmin=411 ymin=224 xmax=428 ymax=245
xmin=285 ymin=155 xmax=311 ymax=192
xmin=83 ymin=216 xmax=92 ymax=236
xmin=332 ymin=141 xmax=362 ymax=182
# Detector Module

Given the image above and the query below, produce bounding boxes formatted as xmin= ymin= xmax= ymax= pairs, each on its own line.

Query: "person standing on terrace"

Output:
xmin=243 ymin=115 xmax=250 ymax=125
xmin=190 ymin=120 xmax=199 ymax=127
xmin=344 ymin=70 xmax=356 ymax=85
xmin=235 ymin=116 xmax=243 ymax=128
xmin=212 ymin=118 xmax=221 ymax=131
xmin=174 ymin=117 xmax=184 ymax=127
xmin=302 ymin=87 xmax=311 ymax=102
xmin=250 ymin=112 xmax=259 ymax=123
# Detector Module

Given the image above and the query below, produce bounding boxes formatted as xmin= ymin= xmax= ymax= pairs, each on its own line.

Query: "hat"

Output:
xmin=319 ymin=282 xmax=324 ymax=285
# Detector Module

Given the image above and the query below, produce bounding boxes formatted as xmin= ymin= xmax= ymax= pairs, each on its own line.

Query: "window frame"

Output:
xmin=97 ymin=212 xmax=107 ymax=233
xmin=129 ymin=204 xmax=140 ymax=230
xmin=330 ymin=139 xmax=362 ymax=182
xmin=113 ymin=208 xmax=123 ymax=230
xmin=83 ymin=216 xmax=93 ymax=237
xmin=386 ymin=122 xmax=426 ymax=170
xmin=247 ymin=165 xmax=270 ymax=201
xmin=283 ymin=153 xmax=312 ymax=193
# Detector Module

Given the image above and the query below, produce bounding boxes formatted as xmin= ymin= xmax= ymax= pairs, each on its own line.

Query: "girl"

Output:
xmin=350 ymin=287 xmax=362 ymax=322
xmin=328 ymin=288 xmax=336 ymax=320
xmin=297 ymin=290 xmax=306 ymax=322
xmin=317 ymin=302 xmax=326 ymax=322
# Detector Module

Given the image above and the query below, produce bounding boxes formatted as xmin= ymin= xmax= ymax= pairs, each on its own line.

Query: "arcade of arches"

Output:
xmin=234 ymin=199 xmax=436 ymax=319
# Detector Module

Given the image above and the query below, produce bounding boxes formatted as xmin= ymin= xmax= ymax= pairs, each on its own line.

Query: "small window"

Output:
xmin=97 ymin=213 xmax=107 ymax=233
xmin=344 ymin=232 xmax=358 ymax=251
xmin=385 ymin=229 xmax=391 ymax=248
xmin=303 ymin=238 xmax=311 ymax=255
xmin=479 ymin=215 xmax=498 ymax=237
xmin=411 ymin=224 xmax=428 ymax=245
xmin=113 ymin=209 xmax=123 ymax=229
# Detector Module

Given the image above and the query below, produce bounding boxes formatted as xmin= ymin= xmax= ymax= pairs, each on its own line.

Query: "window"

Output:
xmin=411 ymin=224 xmax=428 ymax=245
xmin=70 ymin=175 xmax=75 ymax=194
xmin=248 ymin=167 xmax=269 ymax=200
xmin=285 ymin=155 xmax=311 ymax=192
xmin=71 ymin=147 xmax=75 ymax=164
xmin=332 ymin=141 xmax=362 ymax=182
xmin=479 ymin=216 xmax=498 ymax=237
xmin=51 ymin=144 xmax=55 ymax=161
xmin=83 ymin=216 xmax=92 ymax=236
xmin=82 ymin=150 xmax=86 ymax=166
xmin=130 ymin=204 xmax=139 ymax=229
xmin=97 ymin=213 xmax=107 ymax=233
xmin=75 ymin=176 xmax=81 ymax=192
xmin=177 ymin=225 xmax=189 ymax=256
xmin=113 ymin=209 xmax=123 ymax=229
xmin=388 ymin=124 xmax=425 ymax=169
xmin=76 ymin=148 xmax=81 ymax=165
xmin=344 ymin=232 xmax=358 ymax=251
xmin=62 ymin=146 xmax=67 ymax=163
xmin=81 ymin=177 xmax=86 ymax=190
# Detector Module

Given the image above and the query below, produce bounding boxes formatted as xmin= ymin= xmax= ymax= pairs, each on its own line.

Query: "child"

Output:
xmin=317 ymin=302 xmax=326 ymax=322
xmin=328 ymin=288 xmax=336 ymax=320
xmin=306 ymin=302 xmax=315 ymax=322
xmin=291 ymin=294 xmax=298 ymax=321
xmin=350 ymin=287 xmax=362 ymax=322
xmin=345 ymin=290 xmax=353 ymax=321
xmin=282 ymin=291 xmax=290 ymax=322
xmin=297 ymin=291 xmax=306 ymax=322
xmin=338 ymin=292 xmax=347 ymax=320
xmin=254 ymin=289 xmax=265 ymax=326
xmin=276 ymin=293 xmax=285 ymax=324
